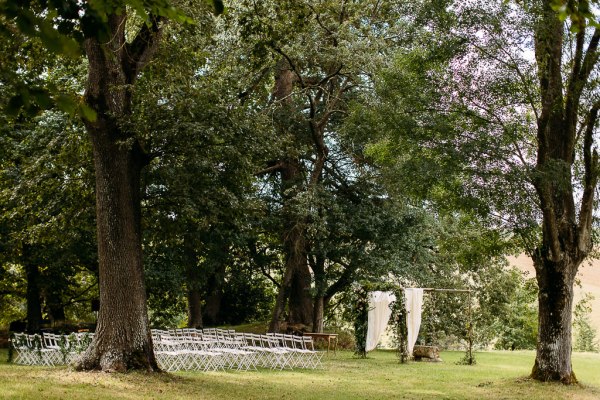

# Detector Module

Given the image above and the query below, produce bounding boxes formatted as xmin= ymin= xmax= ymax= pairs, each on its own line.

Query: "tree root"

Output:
xmin=531 ymin=363 xmax=578 ymax=385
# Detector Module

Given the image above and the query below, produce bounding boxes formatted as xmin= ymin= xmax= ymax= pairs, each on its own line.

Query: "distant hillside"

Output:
xmin=507 ymin=254 xmax=600 ymax=334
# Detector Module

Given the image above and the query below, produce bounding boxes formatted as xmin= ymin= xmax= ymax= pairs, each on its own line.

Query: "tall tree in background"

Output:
xmin=0 ymin=31 xmax=98 ymax=332
xmin=236 ymin=0 xmax=405 ymax=332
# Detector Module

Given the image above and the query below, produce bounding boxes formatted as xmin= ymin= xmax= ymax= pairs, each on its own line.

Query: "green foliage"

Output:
xmin=487 ymin=269 xmax=538 ymax=350
xmin=352 ymin=285 xmax=369 ymax=358
xmin=456 ymin=351 xmax=477 ymax=365
xmin=0 ymin=0 xmax=216 ymax=117
xmin=0 ymin=265 xmax=25 ymax=329
xmin=353 ymin=2 xmax=544 ymax=253
xmin=124 ymin=2 xmax=280 ymax=329
xmin=573 ymin=293 xmax=599 ymax=353
xmin=0 ymin=42 xmax=98 ymax=326
xmin=419 ymin=291 xmax=470 ymax=349
xmin=219 ymin=264 xmax=275 ymax=326
xmin=145 ymin=251 xmax=187 ymax=328
xmin=389 ymin=289 xmax=409 ymax=363
xmin=329 ymin=327 xmax=356 ymax=351
xmin=550 ymin=0 xmax=600 ymax=30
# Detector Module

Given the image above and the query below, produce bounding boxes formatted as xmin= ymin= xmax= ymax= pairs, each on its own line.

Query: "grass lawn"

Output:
xmin=1 ymin=349 xmax=599 ymax=400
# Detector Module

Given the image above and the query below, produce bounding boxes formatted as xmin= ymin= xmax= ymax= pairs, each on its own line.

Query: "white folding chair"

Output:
xmin=41 ymin=333 xmax=63 ymax=365
xmin=301 ymin=336 xmax=324 ymax=369
xmin=260 ymin=335 xmax=293 ymax=370
xmin=11 ymin=333 xmax=34 ymax=365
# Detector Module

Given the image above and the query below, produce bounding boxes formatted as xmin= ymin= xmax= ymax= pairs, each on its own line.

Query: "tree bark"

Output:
xmin=187 ymin=289 xmax=203 ymax=329
xmin=531 ymin=253 xmax=578 ymax=383
xmin=269 ymin=212 xmax=313 ymax=331
xmin=269 ymin=262 xmax=293 ymax=333
xmin=268 ymin=62 xmax=313 ymax=331
xmin=312 ymin=296 xmax=324 ymax=333
xmin=183 ymin=235 xmax=203 ymax=329
xmin=203 ymin=263 xmax=226 ymax=326
xmin=76 ymin=127 xmax=156 ymax=372
xmin=287 ymin=246 xmax=313 ymax=326
xmin=75 ymin=13 xmax=162 ymax=372
xmin=23 ymin=245 xmax=42 ymax=333
xmin=311 ymin=255 xmax=326 ymax=333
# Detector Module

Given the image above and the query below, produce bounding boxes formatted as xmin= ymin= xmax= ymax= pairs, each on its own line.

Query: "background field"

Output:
xmin=508 ymin=255 xmax=600 ymax=333
xmin=1 ymin=349 xmax=599 ymax=400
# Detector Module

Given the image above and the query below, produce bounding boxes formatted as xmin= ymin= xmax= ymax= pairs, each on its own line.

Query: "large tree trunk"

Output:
xmin=202 ymin=262 xmax=226 ymax=326
xmin=183 ymin=235 xmax=203 ymax=329
xmin=187 ymin=289 xmax=203 ymax=329
xmin=269 ymin=262 xmax=293 ymax=333
xmin=23 ymin=247 xmax=42 ymax=333
xmin=75 ymin=13 xmax=162 ymax=372
xmin=269 ymin=215 xmax=313 ymax=331
xmin=76 ymin=127 xmax=156 ymax=372
xmin=268 ymin=63 xmax=313 ymax=331
xmin=531 ymin=253 xmax=578 ymax=383
xmin=312 ymin=296 xmax=324 ymax=333
xmin=311 ymin=255 xmax=326 ymax=333
xmin=287 ymin=247 xmax=313 ymax=326
xmin=274 ymin=159 xmax=314 ymax=329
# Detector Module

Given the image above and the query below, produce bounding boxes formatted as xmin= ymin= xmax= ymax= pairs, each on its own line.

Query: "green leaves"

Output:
xmin=1 ymin=0 xmax=201 ymax=117
xmin=550 ymin=0 xmax=600 ymax=31
xmin=573 ymin=293 xmax=599 ymax=352
xmin=7 ymin=89 xmax=96 ymax=122
xmin=1 ymin=1 xmax=82 ymax=57
xmin=209 ymin=0 xmax=225 ymax=16
xmin=78 ymin=102 xmax=97 ymax=123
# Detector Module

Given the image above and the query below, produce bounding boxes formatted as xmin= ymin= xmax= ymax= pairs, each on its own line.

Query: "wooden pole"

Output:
xmin=468 ymin=289 xmax=473 ymax=364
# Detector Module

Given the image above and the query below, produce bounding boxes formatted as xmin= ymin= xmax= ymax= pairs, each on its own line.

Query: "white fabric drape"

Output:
xmin=365 ymin=291 xmax=396 ymax=351
xmin=404 ymin=288 xmax=424 ymax=354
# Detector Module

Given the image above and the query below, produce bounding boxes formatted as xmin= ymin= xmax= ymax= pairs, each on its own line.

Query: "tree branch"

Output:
xmin=248 ymin=241 xmax=281 ymax=289
xmin=239 ymin=66 xmax=272 ymax=104
xmin=324 ymin=260 xmax=355 ymax=303
xmin=254 ymin=161 xmax=285 ymax=176
xmin=124 ymin=15 xmax=165 ymax=83
xmin=273 ymin=47 xmax=305 ymax=88
xmin=577 ymin=100 xmax=600 ymax=253
xmin=60 ymin=284 xmax=98 ymax=309
xmin=578 ymin=27 xmax=600 ymax=87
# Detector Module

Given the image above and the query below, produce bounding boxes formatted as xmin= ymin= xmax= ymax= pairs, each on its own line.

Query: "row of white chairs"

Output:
xmin=151 ymin=329 xmax=323 ymax=372
xmin=10 ymin=329 xmax=325 ymax=372
xmin=10 ymin=332 xmax=93 ymax=366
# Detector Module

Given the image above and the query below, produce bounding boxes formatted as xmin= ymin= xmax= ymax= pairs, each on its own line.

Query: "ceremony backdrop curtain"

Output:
xmin=404 ymin=288 xmax=424 ymax=354
xmin=365 ymin=291 xmax=396 ymax=351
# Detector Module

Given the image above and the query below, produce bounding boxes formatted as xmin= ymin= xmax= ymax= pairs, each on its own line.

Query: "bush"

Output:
xmin=574 ymin=293 xmax=599 ymax=353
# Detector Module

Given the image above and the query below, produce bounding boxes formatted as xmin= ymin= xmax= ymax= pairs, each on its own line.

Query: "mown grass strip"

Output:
xmin=1 ymin=349 xmax=599 ymax=399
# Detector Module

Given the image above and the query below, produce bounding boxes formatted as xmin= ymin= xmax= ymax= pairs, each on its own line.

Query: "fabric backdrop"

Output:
xmin=365 ymin=289 xmax=424 ymax=353
xmin=404 ymin=288 xmax=424 ymax=354
xmin=365 ymin=291 xmax=396 ymax=352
